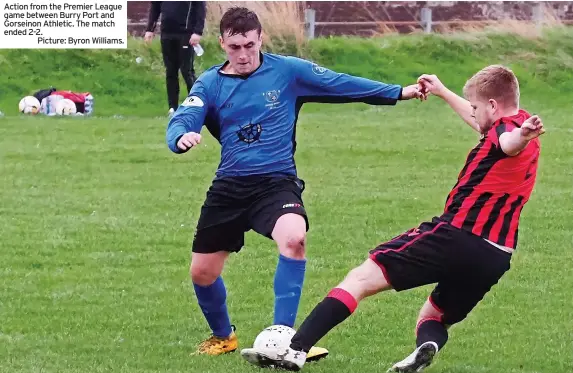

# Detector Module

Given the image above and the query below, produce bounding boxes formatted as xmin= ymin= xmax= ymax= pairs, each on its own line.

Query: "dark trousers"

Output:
xmin=160 ymin=34 xmax=196 ymax=110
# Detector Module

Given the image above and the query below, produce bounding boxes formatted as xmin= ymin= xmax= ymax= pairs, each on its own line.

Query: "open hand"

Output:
xmin=520 ymin=115 xmax=545 ymax=140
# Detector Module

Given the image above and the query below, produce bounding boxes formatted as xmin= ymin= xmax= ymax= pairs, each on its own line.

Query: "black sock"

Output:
xmin=290 ymin=288 xmax=357 ymax=353
xmin=416 ymin=318 xmax=448 ymax=350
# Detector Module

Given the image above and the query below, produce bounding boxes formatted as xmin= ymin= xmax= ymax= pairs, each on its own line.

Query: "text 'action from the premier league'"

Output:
xmin=1 ymin=1 xmax=127 ymax=49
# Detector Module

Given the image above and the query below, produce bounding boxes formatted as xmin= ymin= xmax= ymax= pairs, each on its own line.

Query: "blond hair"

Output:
xmin=463 ymin=65 xmax=520 ymax=108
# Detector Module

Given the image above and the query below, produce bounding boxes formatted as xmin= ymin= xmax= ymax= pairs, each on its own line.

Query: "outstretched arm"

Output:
xmin=286 ymin=56 xmax=424 ymax=104
xmin=417 ymin=74 xmax=479 ymax=132
xmin=498 ymin=115 xmax=545 ymax=156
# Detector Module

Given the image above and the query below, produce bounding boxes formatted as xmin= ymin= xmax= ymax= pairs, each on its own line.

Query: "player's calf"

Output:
xmin=388 ymin=298 xmax=448 ymax=371
xmin=242 ymin=258 xmax=391 ymax=370
xmin=190 ymin=252 xmax=234 ymax=348
xmin=288 ymin=259 xmax=390 ymax=352
xmin=415 ymin=298 xmax=449 ymax=351
xmin=271 ymin=213 xmax=308 ymax=327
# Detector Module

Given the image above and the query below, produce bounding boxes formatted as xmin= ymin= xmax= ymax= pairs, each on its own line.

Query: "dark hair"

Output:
xmin=219 ymin=7 xmax=262 ymax=37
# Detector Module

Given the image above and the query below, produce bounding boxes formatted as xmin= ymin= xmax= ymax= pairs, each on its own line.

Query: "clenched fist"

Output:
xmin=401 ymin=84 xmax=428 ymax=101
xmin=144 ymin=31 xmax=154 ymax=44
xmin=177 ymin=132 xmax=202 ymax=151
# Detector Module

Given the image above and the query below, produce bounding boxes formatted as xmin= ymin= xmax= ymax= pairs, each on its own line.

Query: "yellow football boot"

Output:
xmin=306 ymin=346 xmax=329 ymax=362
xmin=193 ymin=327 xmax=238 ymax=356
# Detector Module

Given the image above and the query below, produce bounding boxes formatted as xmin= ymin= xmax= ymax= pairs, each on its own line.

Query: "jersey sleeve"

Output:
xmin=285 ymin=56 xmax=402 ymax=105
xmin=487 ymin=121 xmax=517 ymax=147
xmin=145 ymin=1 xmax=161 ymax=33
xmin=166 ymin=76 xmax=211 ymax=154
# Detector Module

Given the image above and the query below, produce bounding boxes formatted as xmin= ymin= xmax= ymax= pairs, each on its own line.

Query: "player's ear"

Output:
xmin=488 ymin=98 xmax=498 ymax=113
xmin=218 ymin=35 xmax=225 ymax=50
xmin=258 ymin=31 xmax=264 ymax=47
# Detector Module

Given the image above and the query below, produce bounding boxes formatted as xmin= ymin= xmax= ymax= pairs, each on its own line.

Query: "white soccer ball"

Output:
xmin=18 ymin=96 xmax=41 ymax=114
xmin=253 ymin=325 xmax=296 ymax=350
xmin=55 ymin=98 xmax=77 ymax=116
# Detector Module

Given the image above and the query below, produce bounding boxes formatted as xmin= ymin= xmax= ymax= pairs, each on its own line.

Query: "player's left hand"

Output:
xmin=189 ymin=34 xmax=201 ymax=46
xmin=520 ymin=115 xmax=545 ymax=140
xmin=401 ymin=84 xmax=428 ymax=101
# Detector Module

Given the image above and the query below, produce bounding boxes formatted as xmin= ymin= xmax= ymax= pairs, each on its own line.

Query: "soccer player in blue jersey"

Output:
xmin=166 ymin=7 xmax=426 ymax=358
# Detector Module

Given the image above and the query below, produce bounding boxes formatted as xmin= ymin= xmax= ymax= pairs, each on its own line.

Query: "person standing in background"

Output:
xmin=145 ymin=1 xmax=207 ymax=117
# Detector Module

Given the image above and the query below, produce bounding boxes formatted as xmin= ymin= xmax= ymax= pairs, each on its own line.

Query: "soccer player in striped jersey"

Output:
xmin=241 ymin=65 xmax=545 ymax=372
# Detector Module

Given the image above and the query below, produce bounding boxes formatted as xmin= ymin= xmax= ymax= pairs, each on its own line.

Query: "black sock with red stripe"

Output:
xmin=289 ymin=288 xmax=358 ymax=353
xmin=416 ymin=318 xmax=448 ymax=350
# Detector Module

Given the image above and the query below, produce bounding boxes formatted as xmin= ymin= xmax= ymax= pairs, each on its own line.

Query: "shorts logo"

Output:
xmin=282 ymin=203 xmax=302 ymax=209
xmin=312 ymin=63 xmax=327 ymax=75
xmin=181 ymin=96 xmax=204 ymax=107
xmin=407 ymin=228 xmax=421 ymax=237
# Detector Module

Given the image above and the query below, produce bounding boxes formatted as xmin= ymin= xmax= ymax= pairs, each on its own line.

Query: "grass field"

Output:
xmin=1 ymin=25 xmax=573 ymax=373
xmin=1 ymin=92 xmax=572 ymax=373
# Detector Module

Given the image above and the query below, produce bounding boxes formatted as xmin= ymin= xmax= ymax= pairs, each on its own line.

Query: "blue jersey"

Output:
xmin=166 ymin=52 xmax=403 ymax=178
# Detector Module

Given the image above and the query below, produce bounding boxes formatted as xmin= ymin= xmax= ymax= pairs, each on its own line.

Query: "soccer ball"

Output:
xmin=18 ymin=96 xmax=41 ymax=114
xmin=55 ymin=98 xmax=77 ymax=116
xmin=253 ymin=325 xmax=296 ymax=350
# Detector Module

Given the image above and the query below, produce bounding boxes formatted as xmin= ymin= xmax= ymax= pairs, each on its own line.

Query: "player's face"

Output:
xmin=469 ymin=96 xmax=497 ymax=134
xmin=219 ymin=29 xmax=262 ymax=75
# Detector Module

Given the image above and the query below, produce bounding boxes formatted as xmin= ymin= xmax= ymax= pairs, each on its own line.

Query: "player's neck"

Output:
xmin=222 ymin=54 xmax=262 ymax=76
xmin=493 ymin=106 xmax=520 ymax=122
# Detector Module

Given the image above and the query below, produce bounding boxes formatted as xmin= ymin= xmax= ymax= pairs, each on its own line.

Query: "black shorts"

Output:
xmin=192 ymin=175 xmax=308 ymax=254
xmin=369 ymin=217 xmax=511 ymax=325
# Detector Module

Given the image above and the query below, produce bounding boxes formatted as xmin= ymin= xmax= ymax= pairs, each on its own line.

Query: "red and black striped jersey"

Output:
xmin=440 ymin=109 xmax=540 ymax=249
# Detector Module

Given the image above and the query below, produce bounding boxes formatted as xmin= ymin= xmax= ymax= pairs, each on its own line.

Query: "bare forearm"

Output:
xmin=440 ymin=89 xmax=479 ymax=132
xmin=499 ymin=128 xmax=529 ymax=156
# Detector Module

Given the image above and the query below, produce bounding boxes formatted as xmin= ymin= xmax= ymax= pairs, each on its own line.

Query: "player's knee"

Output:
xmin=417 ymin=300 xmax=444 ymax=324
xmin=279 ymin=232 xmax=306 ymax=260
xmin=190 ymin=263 xmax=220 ymax=286
xmin=347 ymin=266 xmax=371 ymax=286
xmin=418 ymin=297 xmax=467 ymax=326
xmin=344 ymin=261 xmax=388 ymax=299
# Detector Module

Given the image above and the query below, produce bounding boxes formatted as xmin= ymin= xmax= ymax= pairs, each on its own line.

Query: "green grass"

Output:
xmin=1 ymin=95 xmax=572 ymax=373
xmin=1 ymin=29 xmax=573 ymax=373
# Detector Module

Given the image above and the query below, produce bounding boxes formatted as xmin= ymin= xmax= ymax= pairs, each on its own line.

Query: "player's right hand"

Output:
xmin=417 ymin=74 xmax=447 ymax=98
xmin=144 ymin=32 xmax=154 ymax=44
xmin=177 ymin=132 xmax=202 ymax=151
